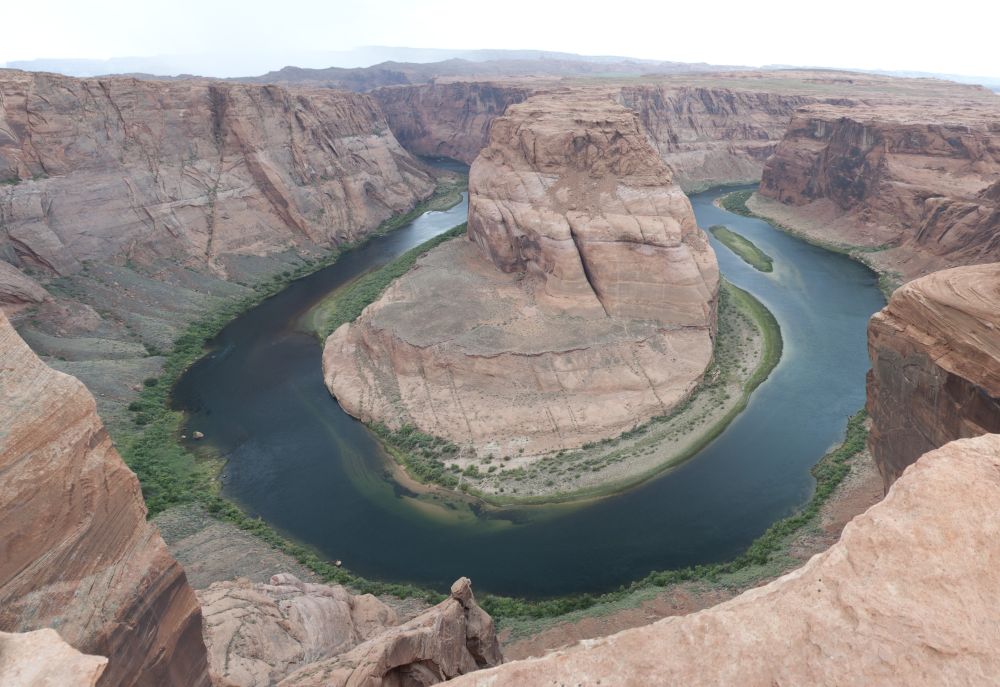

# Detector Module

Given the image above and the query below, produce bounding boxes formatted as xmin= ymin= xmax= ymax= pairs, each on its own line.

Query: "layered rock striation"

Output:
xmin=0 ymin=313 xmax=211 ymax=687
xmin=867 ymin=263 xmax=1000 ymax=488
xmin=757 ymin=103 xmax=1000 ymax=279
xmin=0 ymin=68 xmax=433 ymax=286
xmin=446 ymin=434 xmax=1000 ymax=686
xmin=324 ymin=91 xmax=719 ymax=457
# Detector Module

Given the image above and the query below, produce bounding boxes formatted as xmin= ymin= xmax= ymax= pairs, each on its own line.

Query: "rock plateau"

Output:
xmin=324 ymin=91 xmax=719 ymax=457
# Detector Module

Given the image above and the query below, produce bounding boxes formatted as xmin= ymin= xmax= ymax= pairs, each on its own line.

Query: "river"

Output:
xmin=172 ymin=184 xmax=885 ymax=598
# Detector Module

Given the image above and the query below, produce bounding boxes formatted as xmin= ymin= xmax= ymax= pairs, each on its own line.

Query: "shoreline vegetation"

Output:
xmin=116 ymin=182 xmax=873 ymax=624
xmin=709 ymin=224 xmax=774 ymax=272
xmin=718 ymin=190 xmax=900 ymax=296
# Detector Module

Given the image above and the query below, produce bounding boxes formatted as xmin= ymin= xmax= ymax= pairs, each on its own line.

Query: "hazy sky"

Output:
xmin=4 ymin=0 xmax=999 ymax=78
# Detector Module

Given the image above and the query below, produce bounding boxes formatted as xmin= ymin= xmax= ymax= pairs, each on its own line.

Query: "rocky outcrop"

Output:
xmin=758 ymin=103 xmax=1000 ymax=279
xmin=324 ymin=91 xmax=718 ymax=457
xmin=280 ymin=578 xmax=502 ymax=687
xmin=867 ymin=263 xmax=1000 ymax=488
xmin=372 ymin=82 xmax=530 ymax=163
xmin=0 ymin=629 xmax=108 ymax=687
xmin=445 ymin=433 xmax=1000 ymax=686
xmin=199 ymin=574 xmax=399 ymax=687
xmin=0 ymin=313 xmax=211 ymax=687
xmin=0 ymin=68 xmax=433 ymax=283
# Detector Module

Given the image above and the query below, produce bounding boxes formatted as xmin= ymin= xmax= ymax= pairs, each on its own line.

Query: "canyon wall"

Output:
xmin=372 ymin=82 xmax=531 ymax=163
xmin=867 ymin=263 xmax=1000 ymax=488
xmin=446 ymin=433 xmax=1000 ymax=686
xmin=324 ymin=91 xmax=718 ymax=459
xmin=618 ymin=85 xmax=819 ymax=191
xmin=0 ymin=69 xmax=433 ymax=284
xmin=756 ymin=103 xmax=1000 ymax=279
xmin=0 ymin=313 xmax=211 ymax=686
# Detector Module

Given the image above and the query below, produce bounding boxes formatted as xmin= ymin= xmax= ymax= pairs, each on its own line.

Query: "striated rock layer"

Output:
xmin=0 ymin=629 xmax=108 ymax=687
xmin=324 ymin=91 xmax=718 ymax=456
xmin=199 ymin=574 xmax=398 ymax=687
xmin=0 ymin=68 xmax=433 ymax=300
xmin=758 ymin=103 xmax=1000 ymax=280
xmin=446 ymin=434 xmax=1000 ymax=686
xmin=280 ymin=577 xmax=502 ymax=687
xmin=867 ymin=263 xmax=1000 ymax=488
xmin=0 ymin=313 xmax=211 ymax=687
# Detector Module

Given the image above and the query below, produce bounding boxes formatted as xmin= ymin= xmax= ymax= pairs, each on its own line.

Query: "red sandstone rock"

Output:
xmin=324 ymin=91 xmax=718 ymax=457
xmin=446 ymin=434 xmax=1000 ymax=686
xmin=0 ymin=312 xmax=211 ymax=687
xmin=0 ymin=69 xmax=434 ymax=281
xmin=758 ymin=103 xmax=1000 ymax=279
xmin=867 ymin=263 xmax=1000 ymax=488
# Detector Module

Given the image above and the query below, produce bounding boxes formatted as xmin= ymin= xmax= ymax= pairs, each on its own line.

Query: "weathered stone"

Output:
xmin=0 ymin=313 xmax=211 ymax=687
xmin=0 ymin=629 xmax=108 ymax=687
xmin=867 ymin=263 xmax=1000 ymax=488
xmin=445 ymin=434 xmax=1000 ymax=687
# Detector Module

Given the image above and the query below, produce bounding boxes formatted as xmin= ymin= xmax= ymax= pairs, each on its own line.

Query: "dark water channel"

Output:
xmin=173 ymin=184 xmax=884 ymax=598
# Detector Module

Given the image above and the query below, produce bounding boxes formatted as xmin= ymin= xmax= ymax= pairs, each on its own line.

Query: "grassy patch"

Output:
xmin=709 ymin=225 xmax=774 ymax=272
xmin=718 ymin=189 xmax=755 ymax=216
xmin=311 ymin=223 xmax=468 ymax=339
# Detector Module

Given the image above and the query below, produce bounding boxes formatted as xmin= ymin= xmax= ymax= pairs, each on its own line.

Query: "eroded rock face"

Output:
xmin=467 ymin=90 xmax=718 ymax=323
xmin=445 ymin=434 xmax=1000 ymax=687
xmin=0 ymin=629 xmax=108 ymax=687
xmin=0 ymin=68 xmax=433 ymax=284
xmin=199 ymin=574 xmax=399 ymax=687
xmin=324 ymin=92 xmax=718 ymax=456
xmin=758 ymin=104 xmax=1000 ymax=279
xmin=373 ymin=82 xmax=531 ymax=163
xmin=279 ymin=578 xmax=502 ymax=687
xmin=867 ymin=263 xmax=1000 ymax=489
xmin=0 ymin=313 xmax=211 ymax=687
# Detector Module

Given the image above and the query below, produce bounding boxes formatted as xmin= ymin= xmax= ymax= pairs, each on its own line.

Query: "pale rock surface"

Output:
xmin=324 ymin=91 xmax=718 ymax=456
xmin=446 ymin=434 xmax=1000 ymax=687
xmin=279 ymin=577 xmax=502 ymax=687
xmin=0 ymin=313 xmax=211 ymax=687
xmin=867 ymin=263 xmax=1000 ymax=488
xmin=0 ymin=629 xmax=107 ymax=687
xmin=199 ymin=574 xmax=398 ymax=687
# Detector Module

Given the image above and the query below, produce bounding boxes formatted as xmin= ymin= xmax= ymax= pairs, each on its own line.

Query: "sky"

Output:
xmin=3 ymin=0 xmax=999 ymax=79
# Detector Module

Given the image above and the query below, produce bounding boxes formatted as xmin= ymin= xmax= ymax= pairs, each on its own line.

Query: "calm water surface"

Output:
xmin=173 ymin=184 xmax=884 ymax=597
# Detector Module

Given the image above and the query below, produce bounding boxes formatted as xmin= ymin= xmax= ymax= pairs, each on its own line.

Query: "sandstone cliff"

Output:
xmin=0 ymin=68 xmax=433 ymax=285
xmin=867 ymin=263 xmax=1000 ymax=488
xmin=372 ymin=82 xmax=530 ymax=163
xmin=0 ymin=313 xmax=211 ymax=687
xmin=0 ymin=629 xmax=108 ymax=687
xmin=757 ymin=103 xmax=1000 ymax=279
xmin=445 ymin=434 xmax=1000 ymax=686
xmin=324 ymin=91 xmax=718 ymax=458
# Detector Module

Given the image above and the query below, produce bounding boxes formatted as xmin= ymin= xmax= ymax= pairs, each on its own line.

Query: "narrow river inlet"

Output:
xmin=172 ymin=184 xmax=885 ymax=598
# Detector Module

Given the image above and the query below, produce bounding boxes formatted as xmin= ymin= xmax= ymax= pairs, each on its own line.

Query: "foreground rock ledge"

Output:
xmin=0 ymin=313 xmax=211 ymax=687
xmin=324 ymin=91 xmax=718 ymax=457
xmin=867 ymin=263 xmax=1000 ymax=489
xmin=445 ymin=434 xmax=1000 ymax=686
xmin=0 ymin=629 xmax=108 ymax=687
